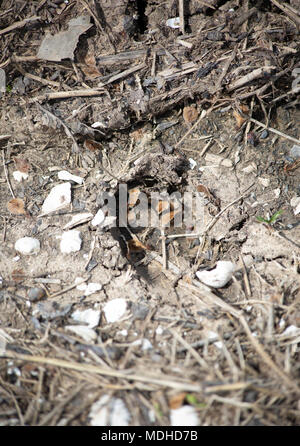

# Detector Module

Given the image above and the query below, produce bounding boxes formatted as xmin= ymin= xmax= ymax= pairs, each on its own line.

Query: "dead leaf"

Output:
xmin=183 ymin=106 xmax=198 ymax=125
xmin=13 ymin=156 xmax=30 ymax=173
xmin=127 ymin=238 xmax=150 ymax=253
xmin=81 ymin=51 xmax=101 ymax=79
xmin=197 ymin=184 xmax=220 ymax=209
xmin=7 ymin=198 xmax=27 ymax=215
xmin=83 ymin=139 xmax=103 ymax=152
xmin=233 ymin=104 xmax=249 ymax=129
xmin=168 ymin=393 xmax=187 ymax=409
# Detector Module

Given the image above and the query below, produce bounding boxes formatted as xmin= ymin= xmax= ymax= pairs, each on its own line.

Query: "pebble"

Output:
xmin=291 ymin=144 xmax=300 ymax=159
xmin=196 ymin=261 xmax=236 ymax=288
xmin=71 ymin=308 xmax=101 ymax=328
xmin=260 ymin=129 xmax=269 ymax=139
xmin=15 ymin=237 xmax=40 ymax=255
xmin=60 ymin=230 xmax=82 ymax=253
xmin=170 ymin=405 xmax=199 ymax=426
xmin=13 ymin=171 xmax=28 ymax=182
xmin=166 ymin=17 xmax=180 ymax=29
xmin=27 ymin=287 xmax=46 ymax=302
xmin=89 ymin=395 xmax=130 ymax=427
xmin=103 ymin=298 xmax=127 ymax=323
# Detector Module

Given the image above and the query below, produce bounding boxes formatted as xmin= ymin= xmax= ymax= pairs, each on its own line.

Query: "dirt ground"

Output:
xmin=0 ymin=0 xmax=300 ymax=426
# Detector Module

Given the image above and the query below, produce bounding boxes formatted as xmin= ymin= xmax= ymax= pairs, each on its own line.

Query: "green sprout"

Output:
xmin=185 ymin=394 xmax=206 ymax=409
xmin=256 ymin=209 xmax=283 ymax=226
xmin=6 ymin=84 xmax=12 ymax=93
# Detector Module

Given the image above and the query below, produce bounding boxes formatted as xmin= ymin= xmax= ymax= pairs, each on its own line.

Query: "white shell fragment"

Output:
xmin=60 ymin=230 xmax=82 ymax=253
xmin=63 ymin=212 xmax=93 ymax=230
xmin=189 ymin=158 xmax=197 ymax=169
xmin=58 ymin=170 xmax=84 ymax=185
xmin=13 ymin=171 xmax=29 ymax=182
xmin=290 ymin=196 xmax=300 ymax=216
xmin=65 ymin=325 xmax=97 ymax=343
xmin=131 ymin=338 xmax=153 ymax=351
xmin=103 ymin=298 xmax=127 ymax=323
xmin=15 ymin=237 xmax=40 ymax=255
xmin=41 ymin=182 xmax=71 ymax=215
xmin=71 ymin=308 xmax=101 ymax=328
xmin=196 ymin=261 xmax=236 ymax=288
xmin=166 ymin=17 xmax=180 ymax=29
xmin=91 ymin=209 xmax=105 ymax=226
xmin=170 ymin=405 xmax=199 ymax=426
xmin=89 ymin=395 xmax=130 ymax=426
xmin=75 ymin=279 xmax=102 ymax=296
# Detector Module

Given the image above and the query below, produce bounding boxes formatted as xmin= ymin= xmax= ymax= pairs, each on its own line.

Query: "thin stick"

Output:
xmin=0 ymin=15 xmax=40 ymax=36
xmin=47 ymin=276 xmax=90 ymax=299
xmin=270 ymin=0 xmax=300 ymax=26
xmin=30 ymin=89 xmax=105 ymax=102
xmin=14 ymin=63 xmax=61 ymax=88
xmin=78 ymin=0 xmax=115 ymax=53
xmin=84 ymin=235 xmax=96 ymax=270
xmin=170 ymin=329 xmax=209 ymax=370
xmin=179 ymin=0 xmax=185 ymax=35
xmin=1 ymin=150 xmax=15 ymax=198
xmin=228 ymin=66 xmax=276 ymax=92
xmin=0 ymin=134 xmax=11 ymax=141
xmin=179 ymin=280 xmax=300 ymax=393
xmin=174 ymin=110 xmax=208 ymax=150
xmin=203 ymin=182 xmax=255 ymax=235
xmin=250 ymin=118 xmax=300 ymax=145
xmin=239 ymin=254 xmax=251 ymax=297
xmin=99 ymin=62 xmax=146 ymax=87
xmin=161 ymin=227 xmax=167 ymax=269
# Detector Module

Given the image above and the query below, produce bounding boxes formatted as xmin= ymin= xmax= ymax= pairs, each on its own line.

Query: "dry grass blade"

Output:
xmin=1 ymin=351 xmax=203 ymax=393
xmin=178 ymin=280 xmax=300 ymax=394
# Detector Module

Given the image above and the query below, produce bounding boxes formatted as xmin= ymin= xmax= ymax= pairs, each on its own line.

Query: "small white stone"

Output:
xmin=71 ymin=308 xmax=101 ymax=328
xmin=60 ymin=230 xmax=82 ymax=253
xmin=290 ymin=196 xmax=300 ymax=215
xmin=117 ymin=329 xmax=128 ymax=337
xmin=170 ymin=405 xmax=199 ymax=426
xmin=91 ymin=121 xmax=106 ymax=129
xmin=13 ymin=171 xmax=28 ymax=182
xmin=65 ymin=325 xmax=97 ymax=343
xmin=91 ymin=209 xmax=105 ymax=226
xmin=75 ymin=278 xmax=102 ymax=296
xmin=156 ymin=326 xmax=164 ymax=335
xmin=196 ymin=261 xmax=236 ymax=288
xmin=15 ymin=237 xmax=40 ymax=255
xmin=273 ymin=188 xmax=281 ymax=198
xmin=41 ymin=182 xmax=71 ymax=215
xmin=207 ymin=330 xmax=223 ymax=349
xmin=58 ymin=170 xmax=84 ymax=185
xmin=103 ymin=298 xmax=127 ymax=323
xmin=166 ymin=17 xmax=180 ymax=28
xmin=189 ymin=158 xmax=197 ymax=169
xmin=131 ymin=338 xmax=153 ymax=351
xmin=89 ymin=395 xmax=130 ymax=426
